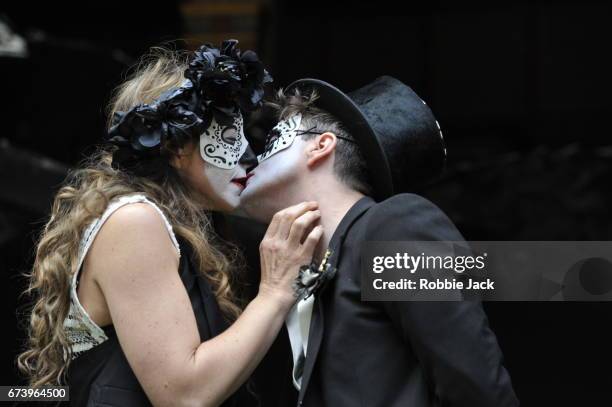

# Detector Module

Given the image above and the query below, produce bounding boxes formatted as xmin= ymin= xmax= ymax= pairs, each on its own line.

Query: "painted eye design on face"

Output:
xmin=257 ymin=113 xmax=303 ymax=162
xmin=263 ymin=128 xmax=281 ymax=152
xmin=199 ymin=113 xmax=248 ymax=169
xmin=221 ymin=126 xmax=238 ymax=145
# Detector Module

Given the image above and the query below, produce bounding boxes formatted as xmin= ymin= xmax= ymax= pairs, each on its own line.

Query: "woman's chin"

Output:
xmin=216 ymin=185 xmax=243 ymax=212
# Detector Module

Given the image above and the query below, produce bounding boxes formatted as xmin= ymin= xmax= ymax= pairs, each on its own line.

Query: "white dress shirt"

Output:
xmin=285 ymin=294 xmax=315 ymax=390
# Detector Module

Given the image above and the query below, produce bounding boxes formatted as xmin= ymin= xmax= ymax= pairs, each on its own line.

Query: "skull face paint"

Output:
xmin=199 ymin=113 xmax=249 ymax=169
xmin=257 ymin=113 xmax=303 ymax=162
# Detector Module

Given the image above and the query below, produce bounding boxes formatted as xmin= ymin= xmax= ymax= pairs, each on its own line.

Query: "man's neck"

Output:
xmin=310 ymin=187 xmax=365 ymax=263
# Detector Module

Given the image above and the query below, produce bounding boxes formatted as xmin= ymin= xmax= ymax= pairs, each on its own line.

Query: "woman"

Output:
xmin=17 ymin=41 xmax=323 ymax=406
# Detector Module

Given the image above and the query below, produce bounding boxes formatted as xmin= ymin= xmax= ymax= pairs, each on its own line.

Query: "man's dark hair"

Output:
xmin=267 ymin=88 xmax=373 ymax=196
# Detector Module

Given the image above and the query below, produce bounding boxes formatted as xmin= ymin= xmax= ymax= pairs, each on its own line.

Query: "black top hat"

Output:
xmin=286 ymin=76 xmax=446 ymax=201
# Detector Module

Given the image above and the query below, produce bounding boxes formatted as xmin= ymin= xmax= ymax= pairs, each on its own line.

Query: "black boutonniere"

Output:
xmin=293 ymin=249 xmax=337 ymax=300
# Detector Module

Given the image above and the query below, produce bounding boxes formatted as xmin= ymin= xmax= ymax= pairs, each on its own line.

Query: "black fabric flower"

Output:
xmin=238 ymin=49 xmax=272 ymax=110
xmin=293 ymin=250 xmax=337 ymax=299
xmin=185 ymin=39 xmax=273 ymax=126
xmin=108 ymin=82 xmax=205 ymax=172
xmin=155 ymin=83 xmax=207 ymax=149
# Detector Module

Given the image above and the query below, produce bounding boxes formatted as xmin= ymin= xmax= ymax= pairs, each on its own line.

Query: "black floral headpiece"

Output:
xmin=107 ymin=39 xmax=272 ymax=175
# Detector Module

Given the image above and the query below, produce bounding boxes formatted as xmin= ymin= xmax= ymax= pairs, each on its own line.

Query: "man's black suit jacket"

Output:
xmin=297 ymin=194 xmax=519 ymax=407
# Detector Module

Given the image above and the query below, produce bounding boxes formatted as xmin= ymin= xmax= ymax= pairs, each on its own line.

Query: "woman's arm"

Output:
xmin=89 ymin=201 xmax=321 ymax=407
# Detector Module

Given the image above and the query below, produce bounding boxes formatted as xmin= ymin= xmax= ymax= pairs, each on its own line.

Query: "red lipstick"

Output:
xmin=231 ymin=172 xmax=254 ymax=188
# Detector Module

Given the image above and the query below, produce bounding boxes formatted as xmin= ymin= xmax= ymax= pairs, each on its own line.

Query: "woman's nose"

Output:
xmin=239 ymin=145 xmax=258 ymax=172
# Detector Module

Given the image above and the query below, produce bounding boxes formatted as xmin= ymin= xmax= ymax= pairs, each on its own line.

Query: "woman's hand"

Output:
xmin=258 ymin=201 xmax=323 ymax=310
xmin=91 ymin=202 xmax=323 ymax=407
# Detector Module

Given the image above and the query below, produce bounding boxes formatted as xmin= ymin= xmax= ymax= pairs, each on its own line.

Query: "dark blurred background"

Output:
xmin=1 ymin=1 xmax=611 ymax=405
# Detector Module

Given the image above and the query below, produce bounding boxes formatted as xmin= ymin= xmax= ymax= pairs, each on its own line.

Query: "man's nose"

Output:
xmin=239 ymin=145 xmax=258 ymax=173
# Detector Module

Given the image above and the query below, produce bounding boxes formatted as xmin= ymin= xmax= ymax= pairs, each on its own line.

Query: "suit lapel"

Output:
xmin=298 ymin=196 xmax=376 ymax=403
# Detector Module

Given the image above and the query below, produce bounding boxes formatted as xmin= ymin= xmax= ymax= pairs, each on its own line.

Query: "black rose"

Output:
xmin=108 ymin=83 xmax=205 ymax=159
xmin=185 ymin=39 xmax=273 ymax=118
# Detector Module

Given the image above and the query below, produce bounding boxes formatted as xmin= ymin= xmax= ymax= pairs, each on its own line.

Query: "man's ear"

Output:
xmin=306 ymin=132 xmax=337 ymax=168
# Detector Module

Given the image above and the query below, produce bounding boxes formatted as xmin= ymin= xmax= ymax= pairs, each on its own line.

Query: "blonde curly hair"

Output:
xmin=17 ymin=47 xmax=243 ymax=387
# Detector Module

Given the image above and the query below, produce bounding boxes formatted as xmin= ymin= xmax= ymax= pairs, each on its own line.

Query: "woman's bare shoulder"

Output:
xmin=85 ymin=202 xmax=180 ymax=282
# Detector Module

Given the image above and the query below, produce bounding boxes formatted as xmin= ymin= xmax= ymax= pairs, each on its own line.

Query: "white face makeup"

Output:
xmin=257 ymin=113 xmax=303 ymax=162
xmin=199 ymin=113 xmax=248 ymax=169
xmin=240 ymin=133 xmax=307 ymax=222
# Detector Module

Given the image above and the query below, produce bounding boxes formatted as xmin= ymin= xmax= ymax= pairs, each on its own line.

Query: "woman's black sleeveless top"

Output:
xmin=67 ymin=237 xmax=252 ymax=406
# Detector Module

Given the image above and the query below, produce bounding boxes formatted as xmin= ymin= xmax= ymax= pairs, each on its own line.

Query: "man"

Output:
xmin=240 ymin=76 xmax=518 ymax=406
